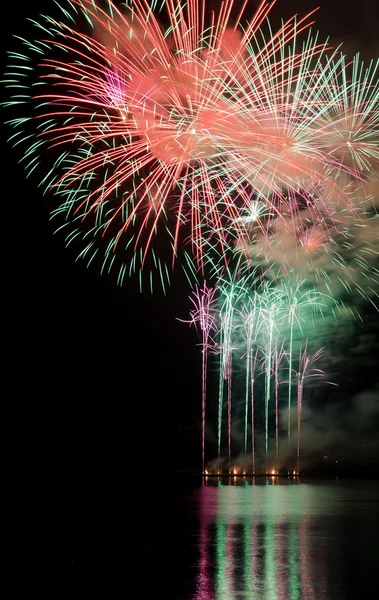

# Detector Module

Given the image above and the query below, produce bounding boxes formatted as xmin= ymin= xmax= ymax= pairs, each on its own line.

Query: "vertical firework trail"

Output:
xmin=179 ymin=282 xmax=216 ymax=473
xmin=217 ymin=334 xmax=224 ymax=461
xmin=218 ymin=286 xmax=238 ymax=470
xmin=273 ymin=341 xmax=286 ymax=460
xmin=263 ymin=314 xmax=274 ymax=465
xmin=276 ymin=281 xmax=329 ymax=450
xmin=239 ymin=293 xmax=261 ymax=456
xmin=250 ymin=348 xmax=260 ymax=474
xmin=295 ymin=345 xmax=326 ymax=472
xmin=287 ymin=304 xmax=295 ymax=449
xmin=260 ymin=289 xmax=282 ymax=464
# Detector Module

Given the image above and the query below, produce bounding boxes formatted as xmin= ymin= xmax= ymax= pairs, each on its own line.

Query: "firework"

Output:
xmin=181 ymin=273 xmax=335 ymax=470
xmin=179 ymin=282 xmax=217 ymax=473
xmin=272 ymin=340 xmax=286 ymax=460
xmin=5 ymin=0 xmax=377 ymax=290
xmin=213 ymin=264 xmax=261 ymax=466
xmin=274 ymin=279 xmax=330 ymax=445
xmin=217 ymin=281 xmax=241 ymax=469
xmin=258 ymin=285 xmax=283 ymax=460
xmin=238 ymin=293 xmax=262 ymax=461
xmin=294 ymin=344 xmax=328 ymax=473
xmin=3 ymin=1 xmax=377 ymax=473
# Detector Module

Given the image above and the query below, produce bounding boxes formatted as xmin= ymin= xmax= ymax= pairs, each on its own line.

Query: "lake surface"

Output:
xmin=139 ymin=478 xmax=379 ymax=600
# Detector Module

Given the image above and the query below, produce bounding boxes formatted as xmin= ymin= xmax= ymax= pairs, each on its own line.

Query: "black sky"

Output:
xmin=2 ymin=0 xmax=378 ymax=485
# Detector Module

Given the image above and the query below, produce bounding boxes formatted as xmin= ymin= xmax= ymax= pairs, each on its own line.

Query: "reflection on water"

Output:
xmin=191 ymin=478 xmax=378 ymax=600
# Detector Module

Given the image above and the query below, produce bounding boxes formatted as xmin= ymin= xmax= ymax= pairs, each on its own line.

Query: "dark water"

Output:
xmin=66 ymin=478 xmax=378 ymax=598
xmin=139 ymin=478 xmax=378 ymax=600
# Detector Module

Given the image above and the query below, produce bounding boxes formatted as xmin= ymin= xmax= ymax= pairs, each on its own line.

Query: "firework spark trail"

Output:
xmin=249 ymin=348 xmax=260 ymax=474
xmin=217 ymin=282 xmax=242 ymax=470
xmin=258 ymin=286 xmax=283 ymax=462
xmin=179 ymin=282 xmax=217 ymax=473
xmin=238 ymin=294 xmax=263 ymax=456
xmin=208 ymin=259 xmax=261 ymax=463
xmin=295 ymin=344 xmax=328 ymax=473
xmin=272 ymin=340 xmax=286 ymax=460
xmin=273 ymin=279 xmax=331 ymax=448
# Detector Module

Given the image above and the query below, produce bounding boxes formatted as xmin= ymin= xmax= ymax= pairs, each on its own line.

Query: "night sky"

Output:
xmin=2 ymin=0 xmax=378 ymax=491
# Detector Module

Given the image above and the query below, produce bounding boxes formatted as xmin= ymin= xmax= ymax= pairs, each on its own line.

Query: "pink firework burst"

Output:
xmin=5 ymin=0 xmax=378 ymax=289
xmin=28 ymin=1 xmax=332 ymax=264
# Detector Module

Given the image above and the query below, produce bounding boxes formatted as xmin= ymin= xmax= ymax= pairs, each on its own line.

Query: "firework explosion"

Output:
xmin=4 ymin=0 xmax=378 ymax=286
xmin=3 ymin=0 xmax=378 ymax=471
